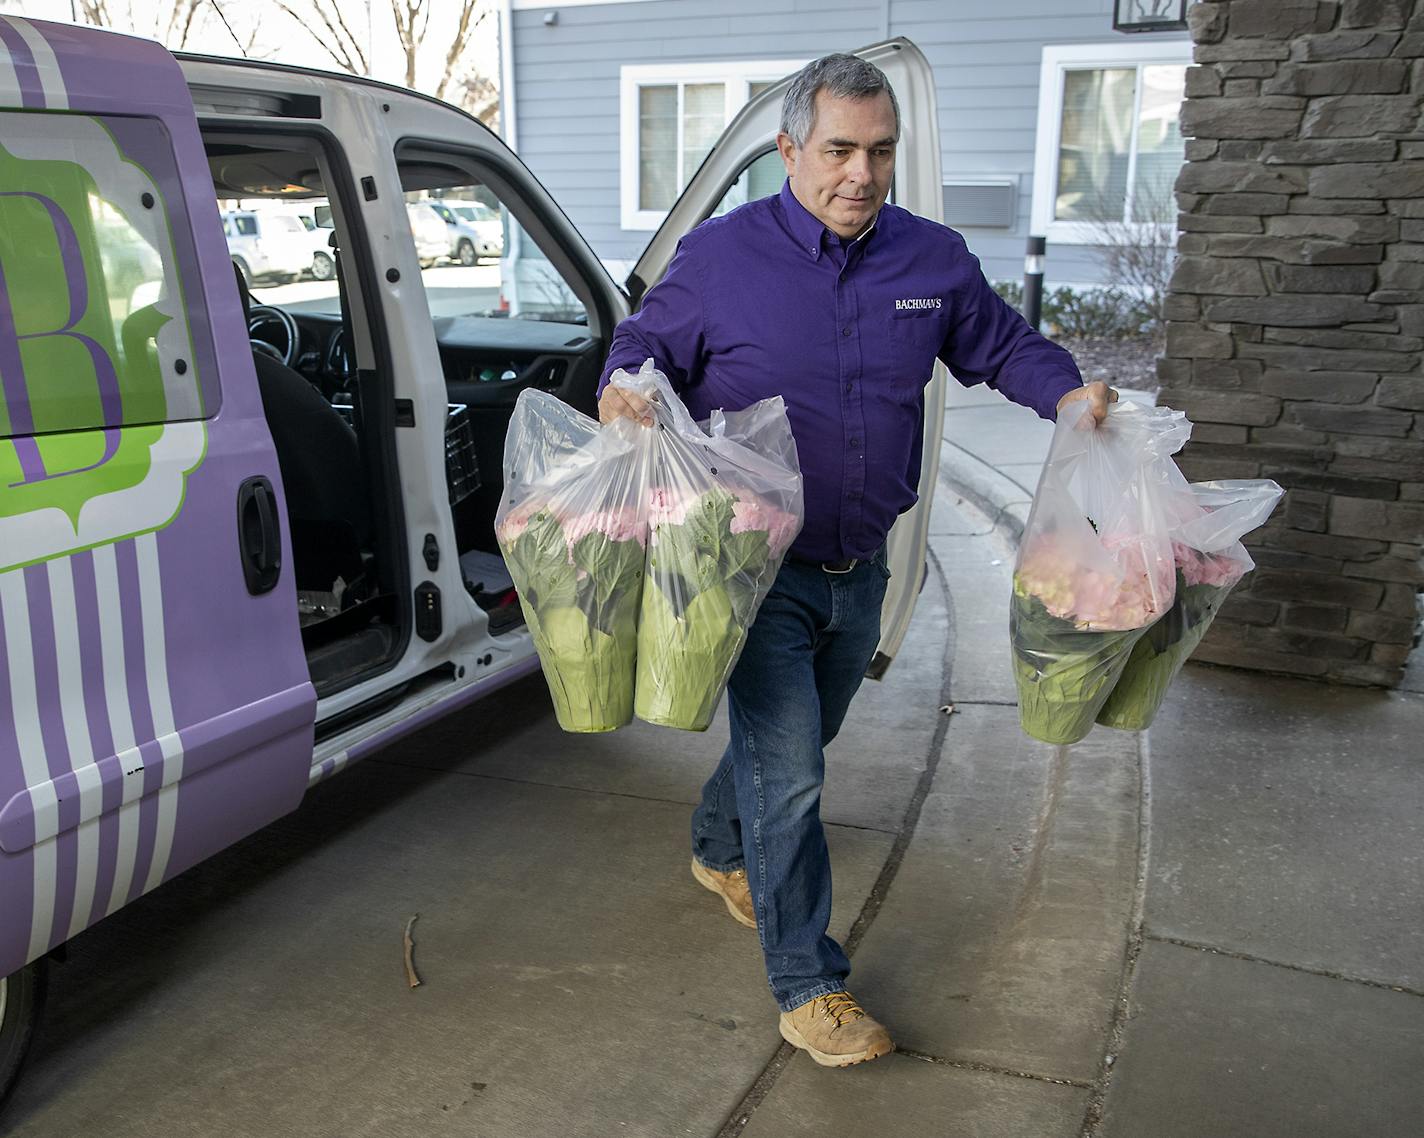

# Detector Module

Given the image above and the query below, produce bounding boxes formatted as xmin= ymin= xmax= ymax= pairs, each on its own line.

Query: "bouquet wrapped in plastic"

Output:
xmin=1011 ymin=400 xmax=1190 ymax=744
xmin=630 ymin=363 xmax=803 ymax=731
xmin=496 ymin=373 xmax=656 ymax=732
xmin=1096 ymin=479 xmax=1282 ymax=731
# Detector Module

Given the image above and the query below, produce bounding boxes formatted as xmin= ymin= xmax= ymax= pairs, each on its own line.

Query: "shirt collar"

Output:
xmin=778 ymin=178 xmax=881 ymax=262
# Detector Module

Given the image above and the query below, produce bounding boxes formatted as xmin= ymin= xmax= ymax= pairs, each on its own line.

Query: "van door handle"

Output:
xmin=237 ymin=476 xmax=282 ymax=595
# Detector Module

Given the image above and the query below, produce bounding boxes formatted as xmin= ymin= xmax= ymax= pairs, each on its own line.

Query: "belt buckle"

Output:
xmin=822 ymin=557 xmax=857 ymax=574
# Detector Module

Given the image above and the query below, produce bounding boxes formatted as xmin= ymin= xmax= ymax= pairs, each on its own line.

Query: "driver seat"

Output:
xmin=238 ymin=265 xmax=373 ymax=595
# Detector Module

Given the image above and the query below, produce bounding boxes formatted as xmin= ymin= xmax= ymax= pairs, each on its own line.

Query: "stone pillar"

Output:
xmin=1161 ymin=0 xmax=1424 ymax=685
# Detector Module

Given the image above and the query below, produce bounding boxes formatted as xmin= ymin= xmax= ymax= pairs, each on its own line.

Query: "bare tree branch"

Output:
xmin=162 ymin=0 xmax=204 ymax=50
xmin=389 ymin=0 xmax=428 ymax=90
xmin=75 ymin=0 xmax=114 ymax=26
xmin=242 ymin=23 xmax=264 ymax=58
xmin=276 ymin=0 xmax=371 ymax=76
xmin=433 ymin=1 xmax=487 ymax=103
xmin=453 ymin=70 xmax=498 ymax=126
xmin=1079 ymin=180 xmax=1177 ymax=342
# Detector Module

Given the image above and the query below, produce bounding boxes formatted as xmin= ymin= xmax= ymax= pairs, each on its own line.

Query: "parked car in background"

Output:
xmin=430 ymin=200 xmax=504 ymax=265
xmin=294 ymin=210 xmax=337 ymax=281
xmin=406 ymin=202 xmax=450 ymax=268
xmin=223 ymin=208 xmax=312 ymax=287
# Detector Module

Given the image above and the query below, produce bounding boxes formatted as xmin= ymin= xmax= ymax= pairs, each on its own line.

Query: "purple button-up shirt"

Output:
xmin=599 ymin=180 xmax=1082 ymax=561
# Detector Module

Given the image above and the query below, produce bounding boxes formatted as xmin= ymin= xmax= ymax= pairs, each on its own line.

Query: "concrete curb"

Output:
xmin=935 ymin=388 xmax=1158 ymax=550
xmin=935 ymin=438 xmax=1035 ymax=549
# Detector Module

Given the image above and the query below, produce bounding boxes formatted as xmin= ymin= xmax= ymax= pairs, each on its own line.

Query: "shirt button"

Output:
xmin=845 ymin=382 xmax=853 ymax=393
xmin=842 ymin=327 xmax=851 ymax=337
xmin=849 ymin=438 xmax=859 ymax=448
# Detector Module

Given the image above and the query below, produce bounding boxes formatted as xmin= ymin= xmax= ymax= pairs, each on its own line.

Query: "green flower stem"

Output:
xmin=1011 ymin=579 xmax=1150 ymax=745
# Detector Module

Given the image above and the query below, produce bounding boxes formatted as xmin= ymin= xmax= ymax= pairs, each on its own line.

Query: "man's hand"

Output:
xmin=1057 ymin=380 xmax=1118 ymax=426
xmin=598 ymin=383 xmax=655 ymax=427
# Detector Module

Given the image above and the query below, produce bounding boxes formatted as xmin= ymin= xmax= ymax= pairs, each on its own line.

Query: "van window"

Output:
xmin=405 ymin=185 xmax=588 ymax=325
xmin=233 ymin=214 xmax=258 ymax=236
xmin=0 ymin=111 xmax=217 ymax=440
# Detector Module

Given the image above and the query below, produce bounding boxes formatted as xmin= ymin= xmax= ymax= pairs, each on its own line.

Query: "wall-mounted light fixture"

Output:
xmin=543 ymin=10 xmax=558 ymax=26
xmin=1113 ymin=0 xmax=1188 ymax=33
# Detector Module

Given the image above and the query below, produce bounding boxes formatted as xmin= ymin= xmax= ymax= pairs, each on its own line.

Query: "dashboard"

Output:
xmin=247 ymin=307 xmax=603 ymax=417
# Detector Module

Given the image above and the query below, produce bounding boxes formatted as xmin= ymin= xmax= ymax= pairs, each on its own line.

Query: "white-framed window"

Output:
xmin=620 ymin=59 xmax=805 ymax=231
xmin=1030 ymin=41 xmax=1191 ymax=245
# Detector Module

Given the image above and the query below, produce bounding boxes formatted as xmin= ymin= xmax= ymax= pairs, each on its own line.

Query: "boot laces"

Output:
xmin=819 ymin=992 xmax=866 ymax=1028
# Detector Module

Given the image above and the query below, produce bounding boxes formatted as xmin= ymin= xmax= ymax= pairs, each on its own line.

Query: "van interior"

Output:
xmin=200 ymin=128 xmax=611 ymax=697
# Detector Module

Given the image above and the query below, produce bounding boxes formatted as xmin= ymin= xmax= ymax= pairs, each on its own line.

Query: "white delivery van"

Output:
xmin=0 ymin=17 xmax=945 ymax=1105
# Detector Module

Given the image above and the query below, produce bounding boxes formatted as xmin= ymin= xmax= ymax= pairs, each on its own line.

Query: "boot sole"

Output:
xmin=690 ymin=859 xmax=757 ymax=929
xmin=779 ymin=1017 xmax=895 ymax=1068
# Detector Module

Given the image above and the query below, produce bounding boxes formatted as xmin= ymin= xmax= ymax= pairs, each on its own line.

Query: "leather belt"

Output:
xmin=788 ymin=554 xmax=861 ymax=574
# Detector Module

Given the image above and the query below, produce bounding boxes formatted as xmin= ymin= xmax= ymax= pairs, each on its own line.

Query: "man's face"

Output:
xmin=778 ymin=89 xmax=897 ymax=240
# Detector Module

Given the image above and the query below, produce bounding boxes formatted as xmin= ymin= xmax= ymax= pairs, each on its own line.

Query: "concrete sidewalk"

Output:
xmin=936 ymin=378 xmax=1424 ymax=1136
xmin=4 ymin=383 xmax=1421 ymax=1137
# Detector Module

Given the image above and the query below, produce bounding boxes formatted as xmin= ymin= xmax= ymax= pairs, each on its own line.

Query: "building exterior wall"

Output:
xmin=508 ymin=0 xmax=1189 ymax=286
xmin=1160 ymin=0 xmax=1424 ymax=687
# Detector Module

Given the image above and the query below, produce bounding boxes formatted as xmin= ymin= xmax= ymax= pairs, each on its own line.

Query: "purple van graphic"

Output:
xmin=1 ymin=15 xmax=316 ymax=1014
xmin=0 ymin=110 xmax=207 ymax=575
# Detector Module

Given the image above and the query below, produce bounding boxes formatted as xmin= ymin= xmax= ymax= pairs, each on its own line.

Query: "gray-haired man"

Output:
xmin=600 ymin=54 xmax=1112 ymax=1067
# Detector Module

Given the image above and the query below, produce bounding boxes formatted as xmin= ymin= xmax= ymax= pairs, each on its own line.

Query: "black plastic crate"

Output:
xmin=445 ymin=403 xmax=481 ymax=506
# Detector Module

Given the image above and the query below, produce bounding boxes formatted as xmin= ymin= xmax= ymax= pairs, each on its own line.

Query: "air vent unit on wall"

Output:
xmin=942 ymin=178 xmax=1018 ymax=229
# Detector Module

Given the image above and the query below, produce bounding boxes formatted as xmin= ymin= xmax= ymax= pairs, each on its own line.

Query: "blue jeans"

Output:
xmin=691 ymin=550 xmax=890 ymax=1012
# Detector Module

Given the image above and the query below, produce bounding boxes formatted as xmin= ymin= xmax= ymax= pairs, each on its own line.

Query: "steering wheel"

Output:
xmin=248 ymin=304 xmax=299 ymax=367
xmin=324 ymin=327 xmax=358 ymax=394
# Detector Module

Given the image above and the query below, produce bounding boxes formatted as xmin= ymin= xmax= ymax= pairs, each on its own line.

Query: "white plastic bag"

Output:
xmin=495 ymin=370 xmax=657 ymax=732
xmin=1096 ymin=478 xmax=1282 ymax=730
xmin=1011 ymin=400 xmax=1193 ymax=744
xmin=626 ymin=361 xmax=804 ymax=731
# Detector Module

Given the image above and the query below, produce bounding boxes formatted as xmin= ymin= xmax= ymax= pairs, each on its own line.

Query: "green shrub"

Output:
xmin=993 ymin=279 xmax=1023 ymax=309
xmin=992 ymin=280 xmax=1153 ymax=340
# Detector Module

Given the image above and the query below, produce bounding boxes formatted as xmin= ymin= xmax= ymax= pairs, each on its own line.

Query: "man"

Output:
xmin=598 ymin=54 xmax=1114 ymax=1067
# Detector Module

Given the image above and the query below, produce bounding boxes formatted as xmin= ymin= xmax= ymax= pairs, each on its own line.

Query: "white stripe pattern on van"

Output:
xmin=92 ymin=543 xmax=146 ymax=918
xmin=308 ymin=750 xmax=351 ymax=788
xmin=0 ymin=21 xmax=22 ymax=109
xmin=0 ymin=571 xmax=59 ymax=962
xmin=45 ymin=557 xmax=104 ymax=941
xmin=1 ymin=537 xmax=184 ymax=964
xmin=6 ymin=17 xmax=68 ymax=110
xmin=136 ymin=533 xmax=184 ymax=896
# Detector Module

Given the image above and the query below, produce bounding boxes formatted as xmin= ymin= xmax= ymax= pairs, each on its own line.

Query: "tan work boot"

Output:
xmin=690 ymin=858 xmax=756 ymax=929
xmin=779 ymin=991 xmax=894 ymax=1067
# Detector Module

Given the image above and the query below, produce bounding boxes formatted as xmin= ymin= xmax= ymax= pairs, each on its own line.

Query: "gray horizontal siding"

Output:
xmin=510 ymin=0 xmax=1189 ymax=284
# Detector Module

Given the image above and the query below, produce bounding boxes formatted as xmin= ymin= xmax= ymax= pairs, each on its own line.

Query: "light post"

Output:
xmin=1023 ymin=236 xmax=1046 ymax=331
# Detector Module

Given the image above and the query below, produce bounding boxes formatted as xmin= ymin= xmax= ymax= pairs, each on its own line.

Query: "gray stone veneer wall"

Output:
xmin=1161 ymin=0 xmax=1424 ymax=685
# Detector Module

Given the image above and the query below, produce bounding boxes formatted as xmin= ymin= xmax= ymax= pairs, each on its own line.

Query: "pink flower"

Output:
xmin=648 ymin=487 xmax=695 ymax=533
xmin=1174 ymin=542 xmax=1244 ymax=589
xmin=730 ymin=498 xmax=768 ymax=535
xmin=497 ymin=499 xmax=544 ymax=546
xmin=1017 ymin=531 xmax=1174 ymax=631
xmin=562 ymin=506 xmax=646 ymax=549
xmin=730 ymin=496 xmax=800 ymax=555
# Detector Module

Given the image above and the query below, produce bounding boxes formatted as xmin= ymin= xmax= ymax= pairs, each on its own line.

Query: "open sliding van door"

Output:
xmin=627 ymin=39 xmax=946 ymax=679
xmin=0 ymin=13 xmax=317 ymax=1051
